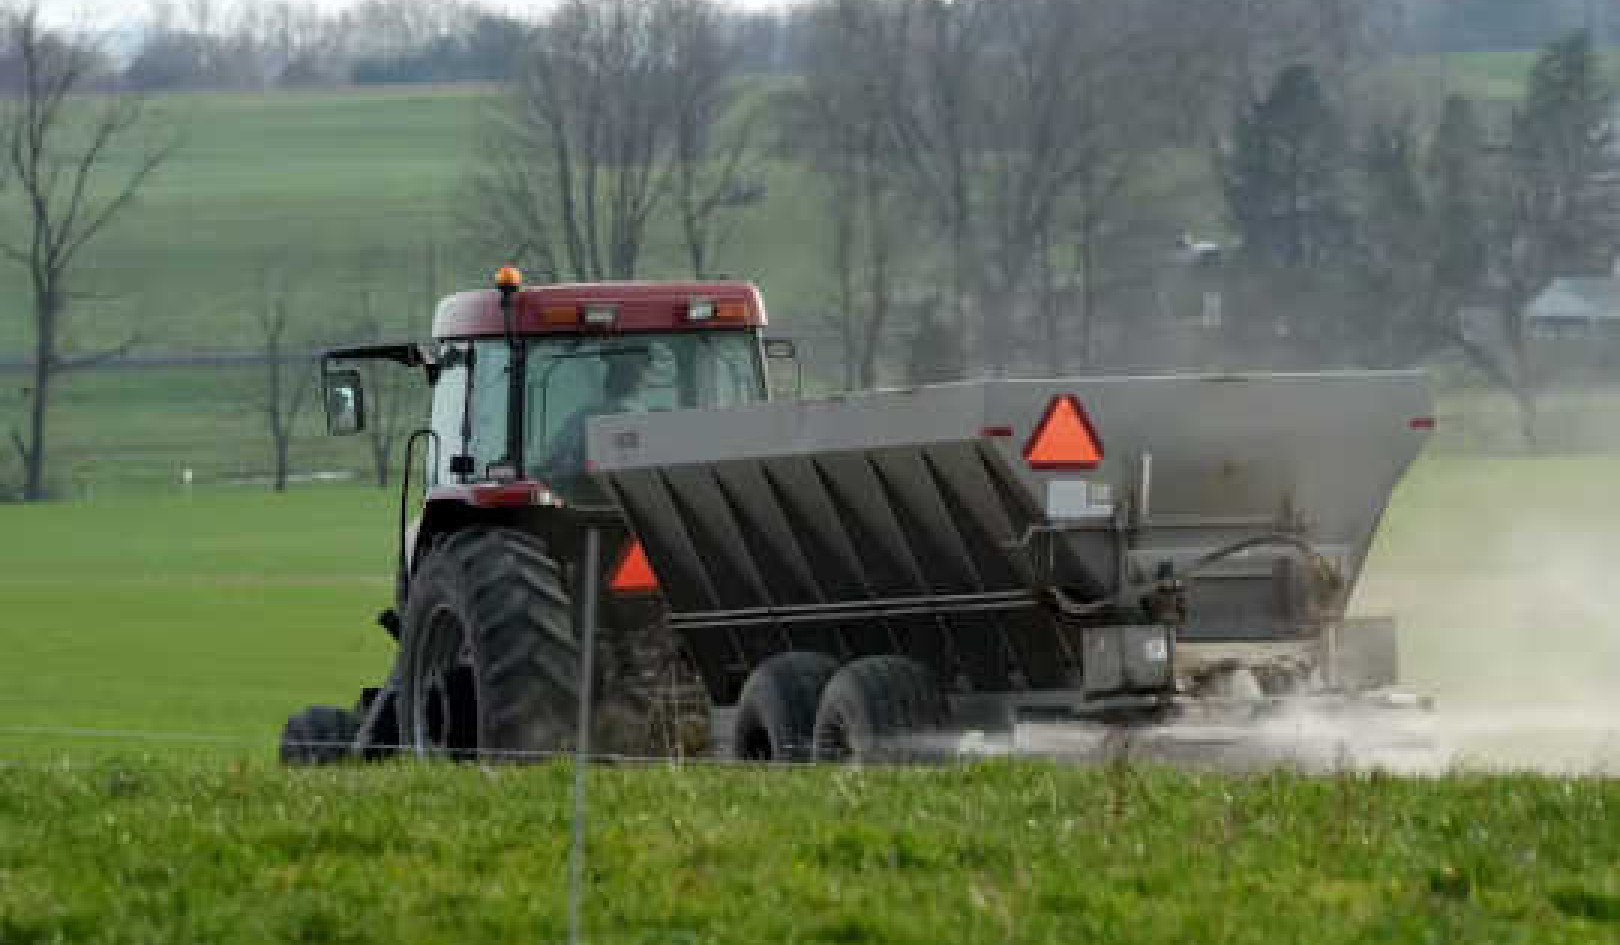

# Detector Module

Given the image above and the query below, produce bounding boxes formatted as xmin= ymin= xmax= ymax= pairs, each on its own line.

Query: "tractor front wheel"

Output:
xmin=399 ymin=527 xmax=579 ymax=761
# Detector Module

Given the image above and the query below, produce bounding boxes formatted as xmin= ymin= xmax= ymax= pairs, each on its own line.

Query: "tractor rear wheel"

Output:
xmin=279 ymin=705 xmax=358 ymax=765
xmin=812 ymin=656 xmax=948 ymax=763
xmin=399 ymin=527 xmax=579 ymax=760
xmin=733 ymin=651 xmax=839 ymax=761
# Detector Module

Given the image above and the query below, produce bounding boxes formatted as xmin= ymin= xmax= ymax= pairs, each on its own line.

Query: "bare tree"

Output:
xmin=478 ymin=0 xmax=743 ymax=281
xmin=871 ymin=0 xmax=990 ymax=378
xmin=666 ymin=0 xmax=758 ymax=278
xmin=801 ymin=0 xmax=1180 ymax=378
xmin=1483 ymin=30 xmax=1618 ymax=445
xmin=977 ymin=0 xmax=1161 ymax=374
xmin=1 ymin=5 xmax=175 ymax=501
xmin=250 ymin=266 xmax=315 ymax=493
xmin=350 ymin=237 xmax=436 ymax=487
xmin=792 ymin=0 xmax=908 ymax=389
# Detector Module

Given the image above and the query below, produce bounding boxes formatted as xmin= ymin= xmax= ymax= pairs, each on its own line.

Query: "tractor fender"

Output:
xmin=408 ymin=484 xmax=538 ymax=578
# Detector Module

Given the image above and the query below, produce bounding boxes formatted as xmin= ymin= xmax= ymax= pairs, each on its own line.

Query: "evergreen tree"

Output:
xmin=1224 ymin=64 xmax=1351 ymax=269
xmin=1487 ymin=29 xmax=1618 ymax=443
xmin=1507 ymin=29 xmax=1617 ymax=278
xmin=1221 ymin=63 xmax=1355 ymax=364
xmin=1425 ymin=94 xmax=1488 ymax=311
xmin=1356 ymin=118 xmax=1428 ymax=362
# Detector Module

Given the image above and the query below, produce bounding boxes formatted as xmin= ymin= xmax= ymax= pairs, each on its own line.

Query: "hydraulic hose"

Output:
xmin=1050 ymin=532 xmax=1343 ymax=620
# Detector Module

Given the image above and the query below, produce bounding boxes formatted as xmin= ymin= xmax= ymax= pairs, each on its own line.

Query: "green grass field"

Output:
xmin=1 ymin=451 xmax=1618 ymax=940
xmin=0 ymin=485 xmax=395 ymax=745
xmin=1 ymin=451 xmax=1616 ymax=756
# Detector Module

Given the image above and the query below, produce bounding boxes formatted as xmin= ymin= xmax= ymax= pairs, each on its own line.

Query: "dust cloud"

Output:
xmin=1350 ymin=473 xmax=1620 ymax=775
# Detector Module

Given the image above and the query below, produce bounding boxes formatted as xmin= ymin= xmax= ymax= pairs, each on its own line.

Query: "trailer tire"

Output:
xmin=733 ymin=651 xmax=839 ymax=761
xmin=813 ymin=656 xmax=948 ymax=763
xmin=400 ymin=527 xmax=579 ymax=760
xmin=279 ymin=705 xmax=358 ymax=765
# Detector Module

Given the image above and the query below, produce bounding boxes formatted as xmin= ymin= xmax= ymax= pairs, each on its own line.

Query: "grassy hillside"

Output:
xmin=0 ymin=87 xmax=486 ymax=356
xmin=0 ymin=84 xmax=833 ymax=360
xmin=0 ymin=49 xmax=1561 ymax=362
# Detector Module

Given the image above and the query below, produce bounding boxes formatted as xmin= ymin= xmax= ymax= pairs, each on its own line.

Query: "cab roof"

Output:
xmin=432 ymin=280 xmax=768 ymax=339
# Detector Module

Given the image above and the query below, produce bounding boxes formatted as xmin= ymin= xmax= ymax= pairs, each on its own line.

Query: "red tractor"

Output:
xmin=282 ymin=270 xmax=783 ymax=762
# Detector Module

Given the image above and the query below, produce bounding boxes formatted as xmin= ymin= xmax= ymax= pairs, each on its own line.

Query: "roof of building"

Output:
xmin=1527 ymin=277 xmax=1620 ymax=320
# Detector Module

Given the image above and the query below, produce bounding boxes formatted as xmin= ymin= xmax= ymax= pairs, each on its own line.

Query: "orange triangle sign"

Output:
xmin=1023 ymin=396 xmax=1104 ymax=470
xmin=609 ymin=538 xmax=659 ymax=594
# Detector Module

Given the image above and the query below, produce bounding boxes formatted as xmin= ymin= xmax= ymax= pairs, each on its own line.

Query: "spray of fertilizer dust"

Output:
xmin=1350 ymin=503 xmax=1620 ymax=775
xmin=944 ymin=460 xmax=1620 ymax=775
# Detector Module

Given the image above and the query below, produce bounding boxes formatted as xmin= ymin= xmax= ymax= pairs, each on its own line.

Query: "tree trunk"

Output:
xmin=830 ymin=173 xmax=859 ymax=391
xmin=272 ymin=427 xmax=289 ymax=493
xmin=372 ymin=436 xmax=391 ymax=489
xmin=23 ymin=346 xmax=50 ymax=501
xmin=22 ymin=295 xmax=58 ymax=502
xmin=681 ymin=175 xmax=708 ymax=279
xmin=1040 ymin=225 xmax=1060 ymax=377
xmin=1077 ymin=221 xmax=1098 ymax=369
xmin=1505 ymin=286 xmax=1539 ymax=448
xmin=858 ymin=155 xmax=890 ymax=390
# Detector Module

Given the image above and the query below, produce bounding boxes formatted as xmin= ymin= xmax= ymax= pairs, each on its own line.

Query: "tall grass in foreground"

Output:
xmin=0 ymin=758 xmax=1617 ymax=944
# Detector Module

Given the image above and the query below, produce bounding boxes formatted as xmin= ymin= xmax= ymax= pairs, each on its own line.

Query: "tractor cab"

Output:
xmin=323 ymin=273 xmax=778 ymax=505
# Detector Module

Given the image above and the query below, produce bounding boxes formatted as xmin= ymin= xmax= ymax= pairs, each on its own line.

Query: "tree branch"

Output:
xmin=58 ymin=333 xmax=140 ymax=372
xmin=8 ymin=424 xmax=28 ymax=467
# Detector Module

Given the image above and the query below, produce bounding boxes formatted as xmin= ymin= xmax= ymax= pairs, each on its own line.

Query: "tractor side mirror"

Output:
xmin=323 ymin=368 xmax=367 ymax=436
xmin=762 ymin=338 xmax=802 ymax=401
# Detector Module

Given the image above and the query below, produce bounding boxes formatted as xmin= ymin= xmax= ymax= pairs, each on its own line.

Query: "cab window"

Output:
xmin=426 ymin=343 xmax=469 ymax=485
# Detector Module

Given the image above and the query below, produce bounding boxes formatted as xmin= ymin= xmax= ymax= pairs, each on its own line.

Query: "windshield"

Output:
xmin=463 ymin=331 xmax=764 ymax=486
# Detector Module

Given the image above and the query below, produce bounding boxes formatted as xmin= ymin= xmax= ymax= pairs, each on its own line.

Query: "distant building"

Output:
xmin=1522 ymin=277 xmax=1620 ymax=382
xmin=1525 ymin=277 xmax=1620 ymax=340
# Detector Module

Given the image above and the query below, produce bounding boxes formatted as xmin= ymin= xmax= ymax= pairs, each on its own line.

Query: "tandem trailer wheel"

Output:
xmin=812 ymin=656 xmax=948 ymax=763
xmin=732 ymin=651 xmax=839 ymax=762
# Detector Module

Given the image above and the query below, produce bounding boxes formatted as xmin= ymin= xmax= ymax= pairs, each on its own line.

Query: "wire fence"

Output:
xmin=0 ymin=724 xmax=961 ymax=768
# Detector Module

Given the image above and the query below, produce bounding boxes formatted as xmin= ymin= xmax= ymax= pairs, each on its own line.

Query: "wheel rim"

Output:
xmin=411 ymin=606 xmax=480 ymax=759
xmin=816 ymin=715 xmax=852 ymax=762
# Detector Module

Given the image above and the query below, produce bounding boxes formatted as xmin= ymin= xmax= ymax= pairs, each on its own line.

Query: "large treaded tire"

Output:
xmin=400 ymin=527 xmax=579 ymax=760
xmin=732 ymin=651 xmax=839 ymax=761
xmin=279 ymin=705 xmax=358 ymax=765
xmin=812 ymin=656 xmax=948 ymax=763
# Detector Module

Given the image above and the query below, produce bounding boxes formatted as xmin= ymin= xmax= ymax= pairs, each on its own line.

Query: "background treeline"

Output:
xmin=105 ymin=0 xmax=797 ymax=91
xmin=464 ymin=0 xmax=1618 ymax=403
xmin=2 ymin=0 xmax=1618 ymax=500
xmin=1405 ymin=0 xmax=1620 ymax=53
xmin=99 ymin=0 xmax=1620 ymax=92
